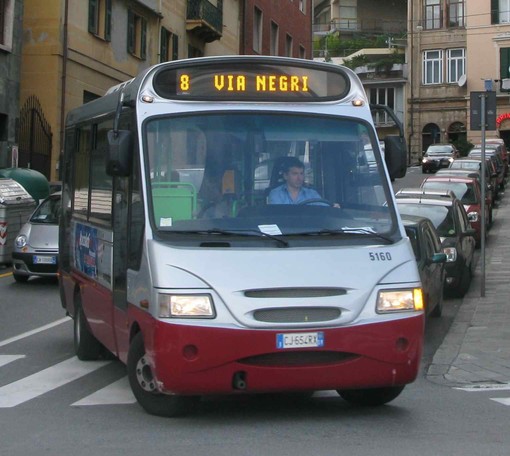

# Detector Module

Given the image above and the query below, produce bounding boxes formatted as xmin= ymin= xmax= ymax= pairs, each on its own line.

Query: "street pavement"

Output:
xmin=427 ymin=188 xmax=510 ymax=387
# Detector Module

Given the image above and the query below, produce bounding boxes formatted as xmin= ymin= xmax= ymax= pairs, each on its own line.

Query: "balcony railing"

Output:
xmin=186 ymin=0 xmax=223 ymax=43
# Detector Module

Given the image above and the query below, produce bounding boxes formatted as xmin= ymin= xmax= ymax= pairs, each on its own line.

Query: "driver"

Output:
xmin=268 ymin=157 xmax=324 ymax=205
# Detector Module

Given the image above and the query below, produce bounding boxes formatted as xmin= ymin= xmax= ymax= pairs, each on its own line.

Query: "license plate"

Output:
xmin=276 ymin=332 xmax=324 ymax=349
xmin=34 ymin=255 xmax=57 ymax=265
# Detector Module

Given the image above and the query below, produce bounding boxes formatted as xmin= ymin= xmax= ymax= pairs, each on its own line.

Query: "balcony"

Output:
xmin=186 ymin=0 xmax=223 ymax=43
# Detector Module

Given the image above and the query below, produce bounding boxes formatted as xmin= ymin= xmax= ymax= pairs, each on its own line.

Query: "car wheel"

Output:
xmin=454 ymin=263 xmax=471 ymax=298
xmin=13 ymin=273 xmax=29 ymax=283
xmin=430 ymin=290 xmax=443 ymax=318
xmin=74 ymin=301 xmax=103 ymax=360
xmin=337 ymin=386 xmax=405 ymax=406
xmin=127 ymin=332 xmax=198 ymax=417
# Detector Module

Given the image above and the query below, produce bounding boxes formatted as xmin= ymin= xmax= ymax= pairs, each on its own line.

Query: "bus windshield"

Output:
xmin=145 ymin=113 xmax=395 ymax=240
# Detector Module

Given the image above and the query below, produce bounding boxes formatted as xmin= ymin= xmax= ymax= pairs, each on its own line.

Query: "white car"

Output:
xmin=11 ymin=192 xmax=61 ymax=282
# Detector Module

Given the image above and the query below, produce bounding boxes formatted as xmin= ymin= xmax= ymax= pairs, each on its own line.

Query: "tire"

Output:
xmin=337 ymin=386 xmax=405 ymax=406
xmin=13 ymin=273 xmax=29 ymax=283
xmin=127 ymin=332 xmax=198 ymax=417
xmin=74 ymin=302 xmax=103 ymax=360
xmin=430 ymin=290 xmax=443 ymax=318
xmin=454 ymin=263 xmax=471 ymax=298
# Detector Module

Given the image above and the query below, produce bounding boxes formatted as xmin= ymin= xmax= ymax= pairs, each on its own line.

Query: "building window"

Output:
xmin=160 ymin=28 xmax=178 ymax=62
xmin=423 ymin=50 xmax=443 ymax=85
xmin=500 ymin=48 xmax=510 ymax=80
xmin=299 ymin=45 xmax=306 ymax=59
xmin=369 ymin=88 xmax=395 ymax=124
xmin=447 ymin=48 xmax=465 ymax=83
xmin=448 ymin=0 xmax=465 ymax=27
xmin=424 ymin=0 xmax=442 ymax=30
xmin=285 ymin=34 xmax=293 ymax=57
xmin=188 ymin=45 xmax=203 ymax=58
xmin=253 ymin=7 xmax=262 ymax=53
xmin=0 ymin=0 xmax=14 ymax=50
xmin=127 ymin=10 xmax=147 ymax=59
xmin=299 ymin=0 xmax=305 ymax=13
xmin=493 ymin=0 xmax=510 ymax=24
xmin=270 ymin=21 xmax=278 ymax=55
xmin=88 ymin=0 xmax=112 ymax=41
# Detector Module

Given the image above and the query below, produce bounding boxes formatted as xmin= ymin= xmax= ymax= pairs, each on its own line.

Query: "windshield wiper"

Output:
xmin=171 ymin=228 xmax=289 ymax=248
xmin=293 ymin=228 xmax=394 ymax=244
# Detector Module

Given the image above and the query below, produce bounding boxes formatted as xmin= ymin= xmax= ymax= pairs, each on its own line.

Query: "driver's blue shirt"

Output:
xmin=268 ymin=184 xmax=322 ymax=205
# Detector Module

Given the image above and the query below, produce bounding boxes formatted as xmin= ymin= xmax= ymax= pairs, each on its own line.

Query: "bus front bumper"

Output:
xmin=135 ymin=312 xmax=424 ymax=396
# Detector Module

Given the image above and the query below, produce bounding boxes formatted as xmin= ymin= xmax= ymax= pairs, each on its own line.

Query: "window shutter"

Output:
xmin=105 ymin=0 xmax=112 ymax=42
xmin=500 ymin=48 xmax=510 ymax=79
xmin=141 ymin=18 xmax=147 ymax=60
xmin=172 ymin=34 xmax=179 ymax=60
xmin=127 ymin=10 xmax=135 ymax=54
xmin=160 ymin=28 xmax=168 ymax=62
xmin=492 ymin=0 xmax=499 ymax=24
xmin=88 ymin=0 xmax=98 ymax=34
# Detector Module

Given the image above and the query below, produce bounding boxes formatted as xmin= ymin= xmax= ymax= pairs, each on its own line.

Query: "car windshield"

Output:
xmin=144 ymin=113 xmax=397 ymax=243
xmin=427 ymin=146 xmax=452 ymax=155
xmin=450 ymin=161 xmax=479 ymax=170
xmin=397 ymin=202 xmax=455 ymax=237
xmin=422 ymin=181 xmax=477 ymax=204
xmin=30 ymin=196 xmax=61 ymax=224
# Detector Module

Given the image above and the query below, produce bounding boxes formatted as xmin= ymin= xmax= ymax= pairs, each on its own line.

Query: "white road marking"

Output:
xmin=491 ymin=397 xmax=510 ymax=406
xmin=0 ymin=356 xmax=110 ymax=407
xmin=0 ymin=317 xmax=71 ymax=348
xmin=0 ymin=355 xmax=25 ymax=368
xmin=455 ymin=383 xmax=510 ymax=392
xmin=72 ymin=376 xmax=136 ymax=406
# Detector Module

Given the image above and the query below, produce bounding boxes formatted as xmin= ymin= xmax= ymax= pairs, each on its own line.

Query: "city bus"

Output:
xmin=59 ymin=56 xmax=423 ymax=417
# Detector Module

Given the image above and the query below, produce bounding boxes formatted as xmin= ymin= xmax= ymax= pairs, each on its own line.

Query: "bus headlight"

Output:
xmin=376 ymin=289 xmax=423 ymax=313
xmin=159 ymin=294 xmax=215 ymax=318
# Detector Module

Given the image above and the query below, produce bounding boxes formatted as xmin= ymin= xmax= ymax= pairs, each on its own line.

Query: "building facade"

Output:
xmin=0 ymin=0 xmax=23 ymax=169
xmin=20 ymin=0 xmax=241 ymax=181
xmin=241 ymin=0 xmax=313 ymax=58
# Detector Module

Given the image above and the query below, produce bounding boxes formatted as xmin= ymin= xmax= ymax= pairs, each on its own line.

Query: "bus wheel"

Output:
xmin=127 ymin=332 xmax=197 ymax=417
xmin=74 ymin=303 xmax=102 ymax=360
xmin=337 ymin=386 xmax=405 ymax=406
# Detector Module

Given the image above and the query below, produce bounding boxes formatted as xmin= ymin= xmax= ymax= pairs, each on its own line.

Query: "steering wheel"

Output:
xmin=297 ymin=198 xmax=334 ymax=206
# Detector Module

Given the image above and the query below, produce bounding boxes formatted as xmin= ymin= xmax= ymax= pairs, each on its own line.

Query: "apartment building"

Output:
xmin=407 ymin=0 xmax=468 ymax=161
xmin=313 ymin=0 xmax=407 ymax=142
xmin=0 ymin=0 xmax=23 ymax=169
xmin=466 ymin=1 xmax=510 ymax=147
xmin=20 ymin=0 xmax=241 ymax=181
xmin=241 ymin=0 xmax=312 ymax=58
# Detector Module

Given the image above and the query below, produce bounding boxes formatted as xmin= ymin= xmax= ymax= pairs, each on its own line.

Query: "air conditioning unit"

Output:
xmin=501 ymin=78 xmax=510 ymax=92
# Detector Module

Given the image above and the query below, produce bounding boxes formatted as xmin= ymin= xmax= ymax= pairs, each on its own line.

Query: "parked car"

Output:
xmin=422 ymin=144 xmax=460 ymax=173
xmin=476 ymin=140 xmax=508 ymax=176
xmin=11 ymin=192 xmax=61 ymax=282
xmin=435 ymin=168 xmax=493 ymax=225
xmin=400 ymin=214 xmax=446 ymax=317
xmin=449 ymin=157 xmax=499 ymax=202
xmin=395 ymin=191 xmax=476 ymax=297
xmin=421 ymin=175 xmax=489 ymax=245
xmin=468 ymin=149 xmax=506 ymax=191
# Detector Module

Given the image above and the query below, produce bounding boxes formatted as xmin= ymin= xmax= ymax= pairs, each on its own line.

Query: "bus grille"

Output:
xmin=253 ymin=307 xmax=341 ymax=323
xmin=238 ymin=351 xmax=358 ymax=367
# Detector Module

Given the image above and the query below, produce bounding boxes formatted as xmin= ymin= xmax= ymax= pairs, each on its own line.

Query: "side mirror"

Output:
xmin=106 ymin=130 xmax=133 ymax=177
xmin=384 ymin=135 xmax=407 ymax=180
xmin=463 ymin=227 xmax=477 ymax=238
xmin=428 ymin=252 xmax=447 ymax=265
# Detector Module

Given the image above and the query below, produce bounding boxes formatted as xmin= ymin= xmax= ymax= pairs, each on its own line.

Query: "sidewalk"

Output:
xmin=427 ymin=188 xmax=510 ymax=387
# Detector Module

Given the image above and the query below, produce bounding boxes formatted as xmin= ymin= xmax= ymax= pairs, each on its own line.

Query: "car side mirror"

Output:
xmin=427 ymin=252 xmax=447 ymax=265
xmin=463 ymin=227 xmax=477 ymax=238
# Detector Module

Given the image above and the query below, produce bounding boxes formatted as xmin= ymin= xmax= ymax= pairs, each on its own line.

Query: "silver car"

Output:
xmin=11 ymin=192 xmax=61 ymax=282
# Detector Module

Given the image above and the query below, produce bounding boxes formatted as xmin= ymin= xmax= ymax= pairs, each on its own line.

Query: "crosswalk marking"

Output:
xmin=0 ymin=317 xmax=71 ymax=348
xmin=455 ymin=383 xmax=510 ymax=392
xmin=72 ymin=376 xmax=136 ymax=406
xmin=0 ymin=355 xmax=25 ymax=368
xmin=0 ymin=356 xmax=110 ymax=408
xmin=491 ymin=398 xmax=510 ymax=406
